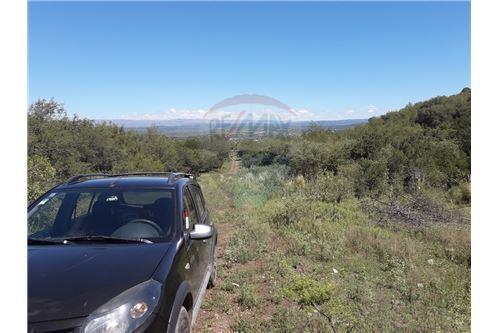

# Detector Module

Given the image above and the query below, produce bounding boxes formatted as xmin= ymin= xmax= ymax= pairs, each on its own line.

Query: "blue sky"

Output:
xmin=28 ymin=1 xmax=470 ymax=121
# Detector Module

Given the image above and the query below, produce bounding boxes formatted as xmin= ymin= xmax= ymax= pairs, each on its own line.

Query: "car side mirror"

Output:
xmin=189 ymin=224 xmax=214 ymax=240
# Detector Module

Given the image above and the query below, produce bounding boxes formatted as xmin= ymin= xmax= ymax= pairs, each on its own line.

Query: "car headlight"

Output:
xmin=83 ymin=279 xmax=162 ymax=333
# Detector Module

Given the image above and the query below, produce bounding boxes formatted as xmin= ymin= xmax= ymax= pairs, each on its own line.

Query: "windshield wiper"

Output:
xmin=28 ymin=238 xmax=66 ymax=245
xmin=62 ymin=235 xmax=153 ymax=244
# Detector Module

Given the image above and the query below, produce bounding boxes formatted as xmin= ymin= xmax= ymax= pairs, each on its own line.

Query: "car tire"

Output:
xmin=174 ymin=306 xmax=191 ymax=333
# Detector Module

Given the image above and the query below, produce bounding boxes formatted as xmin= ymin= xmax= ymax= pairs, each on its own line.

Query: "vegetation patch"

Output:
xmin=28 ymin=90 xmax=470 ymax=332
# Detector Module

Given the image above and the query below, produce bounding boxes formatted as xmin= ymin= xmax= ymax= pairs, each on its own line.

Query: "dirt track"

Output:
xmin=194 ymin=159 xmax=239 ymax=332
xmin=229 ymin=152 xmax=239 ymax=175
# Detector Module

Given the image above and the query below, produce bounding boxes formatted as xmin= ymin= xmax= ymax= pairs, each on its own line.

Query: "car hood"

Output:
xmin=28 ymin=242 xmax=172 ymax=323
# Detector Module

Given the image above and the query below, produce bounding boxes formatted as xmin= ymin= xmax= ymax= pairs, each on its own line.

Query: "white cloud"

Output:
xmin=118 ymin=108 xmax=207 ymax=120
xmin=291 ymin=108 xmax=316 ymax=120
xmin=346 ymin=109 xmax=355 ymax=115
xmin=118 ymin=107 xmax=317 ymax=121
xmin=367 ymin=105 xmax=378 ymax=114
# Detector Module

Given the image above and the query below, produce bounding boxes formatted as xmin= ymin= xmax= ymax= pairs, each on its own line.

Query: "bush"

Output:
xmin=263 ymin=197 xmax=335 ymax=227
xmin=237 ymin=89 xmax=471 ymax=195
xmin=237 ymin=285 xmax=260 ymax=309
xmin=231 ymin=316 xmax=261 ymax=333
xmin=449 ymin=182 xmax=471 ymax=205
xmin=304 ymin=170 xmax=355 ymax=203
xmin=344 ymin=225 xmax=418 ymax=263
xmin=28 ymin=155 xmax=56 ymax=203
xmin=228 ymin=165 xmax=289 ymax=208
xmin=224 ymin=220 xmax=270 ymax=264
xmin=281 ymin=275 xmax=334 ymax=306
xmin=28 ymin=99 xmax=230 ymax=193
xmin=262 ymin=307 xmax=331 ymax=333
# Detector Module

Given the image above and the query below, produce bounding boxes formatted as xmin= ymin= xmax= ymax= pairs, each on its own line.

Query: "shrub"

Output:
xmin=262 ymin=307 xmax=331 ymax=333
xmin=224 ymin=220 xmax=270 ymax=264
xmin=231 ymin=316 xmax=261 ymax=333
xmin=344 ymin=225 xmax=418 ymax=263
xmin=237 ymin=285 xmax=260 ymax=309
xmin=281 ymin=275 xmax=334 ymax=306
xmin=228 ymin=165 xmax=289 ymax=208
xmin=449 ymin=182 xmax=471 ymax=205
xmin=224 ymin=234 xmax=257 ymax=264
xmin=304 ymin=171 xmax=355 ymax=203
xmin=422 ymin=226 xmax=471 ymax=267
xmin=28 ymin=99 xmax=229 ymax=194
xmin=28 ymin=155 xmax=56 ymax=203
xmin=264 ymin=197 xmax=335 ymax=227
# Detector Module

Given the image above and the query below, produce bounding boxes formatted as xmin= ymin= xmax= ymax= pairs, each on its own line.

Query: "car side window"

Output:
xmin=71 ymin=192 xmax=95 ymax=223
xmin=190 ymin=186 xmax=206 ymax=218
xmin=182 ymin=190 xmax=199 ymax=230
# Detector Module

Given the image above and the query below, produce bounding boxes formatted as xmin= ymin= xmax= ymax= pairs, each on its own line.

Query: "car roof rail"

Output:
xmin=65 ymin=172 xmax=194 ymax=185
xmin=65 ymin=173 xmax=112 ymax=184
xmin=112 ymin=172 xmax=173 ymax=178
xmin=168 ymin=172 xmax=195 ymax=184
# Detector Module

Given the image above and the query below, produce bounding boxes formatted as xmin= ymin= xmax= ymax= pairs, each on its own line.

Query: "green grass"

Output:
xmin=237 ymin=285 xmax=260 ymax=309
xmin=197 ymin=166 xmax=470 ymax=332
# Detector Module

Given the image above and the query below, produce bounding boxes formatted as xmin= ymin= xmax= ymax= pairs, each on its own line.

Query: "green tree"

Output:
xmin=28 ymin=155 xmax=56 ymax=203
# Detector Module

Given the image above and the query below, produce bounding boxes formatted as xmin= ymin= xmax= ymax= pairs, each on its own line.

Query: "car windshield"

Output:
xmin=28 ymin=188 xmax=175 ymax=242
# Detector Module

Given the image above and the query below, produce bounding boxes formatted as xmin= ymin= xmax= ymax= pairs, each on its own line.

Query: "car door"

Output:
xmin=188 ymin=185 xmax=212 ymax=277
xmin=182 ymin=187 xmax=204 ymax=297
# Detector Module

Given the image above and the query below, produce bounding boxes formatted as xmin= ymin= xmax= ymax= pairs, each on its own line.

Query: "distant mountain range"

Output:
xmin=100 ymin=118 xmax=368 ymax=138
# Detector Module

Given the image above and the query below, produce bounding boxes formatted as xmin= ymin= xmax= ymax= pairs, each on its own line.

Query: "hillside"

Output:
xmin=194 ymin=164 xmax=469 ymax=332
xmin=194 ymin=89 xmax=470 ymax=332
xmin=27 ymin=99 xmax=231 ymax=202
xmin=28 ymin=89 xmax=470 ymax=332
xmin=236 ymin=88 xmax=471 ymax=193
xmin=107 ymin=119 xmax=368 ymax=138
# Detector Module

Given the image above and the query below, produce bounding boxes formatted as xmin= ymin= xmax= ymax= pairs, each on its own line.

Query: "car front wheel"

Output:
xmin=174 ymin=306 xmax=191 ymax=333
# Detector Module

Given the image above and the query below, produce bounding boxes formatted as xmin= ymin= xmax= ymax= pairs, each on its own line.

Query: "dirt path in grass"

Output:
xmin=193 ymin=224 xmax=232 ymax=333
xmin=194 ymin=222 xmax=234 ymax=332
xmin=194 ymin=158 xmax=281 ymax=332
xmin=194 ymin=162 xmax=239 ymax=332
xmin=229 ymin=154 xmax=239 ymax=175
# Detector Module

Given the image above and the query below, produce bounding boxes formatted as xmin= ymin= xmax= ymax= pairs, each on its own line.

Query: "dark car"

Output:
xmin=28 ymin=172 xmax=217 ymax=333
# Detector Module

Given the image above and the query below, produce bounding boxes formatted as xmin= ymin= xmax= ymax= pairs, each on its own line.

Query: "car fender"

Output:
xmin=166 ymin=280 xmax=191 ymax=333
